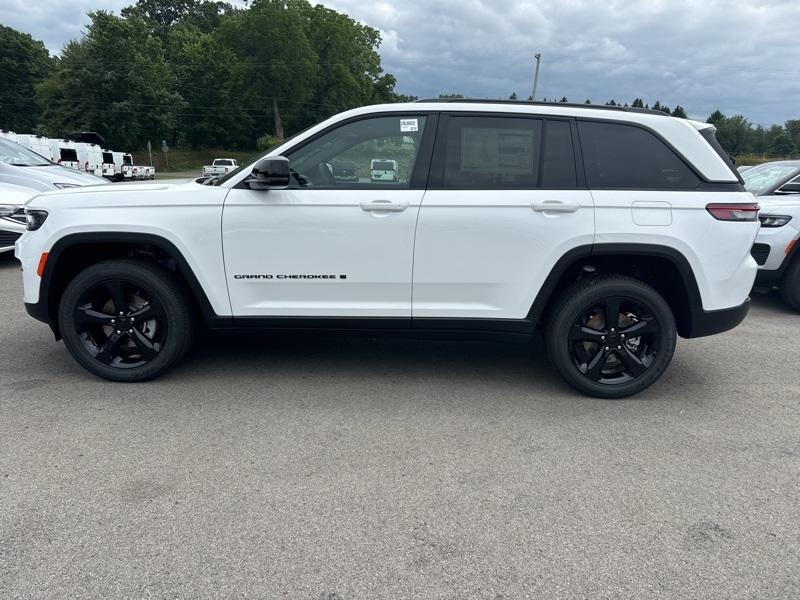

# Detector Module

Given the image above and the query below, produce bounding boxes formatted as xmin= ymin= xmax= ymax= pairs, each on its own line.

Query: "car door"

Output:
xmin=223 ymin=113 xmax=436 ymax=318
xmin=412 ymin=114 xmax=594 ymax=322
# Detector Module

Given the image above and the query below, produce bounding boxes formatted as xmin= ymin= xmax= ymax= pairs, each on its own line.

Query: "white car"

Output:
xmin=0 ymin=136 xmax=108 ymax=191
xmin=15 ymin=100 xmax=759 ymax=397
xmin=743 ymin=161 xmax=800 ymax=309
xmin=0 ymin=182 xmax=35 ymax=253
xmin=203 ymin=158 xmax=239 ymax=178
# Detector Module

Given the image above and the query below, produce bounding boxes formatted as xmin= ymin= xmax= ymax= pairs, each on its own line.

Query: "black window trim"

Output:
xmin=234 ymin=111 xmax=439 ymax=191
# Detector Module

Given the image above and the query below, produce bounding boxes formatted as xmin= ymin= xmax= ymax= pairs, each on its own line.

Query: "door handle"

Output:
xmin=360 ymin=200 xmax=408 ymax=212
xmin=531 ymin=201 xmax=580 ymax=213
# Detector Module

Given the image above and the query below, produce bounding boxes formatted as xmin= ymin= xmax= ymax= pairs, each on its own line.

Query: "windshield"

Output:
xmin=215 ymin=159 xmax=234 ymax=166
xmin=743 ymin=163 xmax=800 ymax=196
xmin=0 ymin=137 xmax=52 ymax=166
xmin=371 ymin=161 xmax=396 ymax=171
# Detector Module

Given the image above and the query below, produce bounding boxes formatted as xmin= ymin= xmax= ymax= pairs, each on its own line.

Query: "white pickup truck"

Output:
xmin=202 ymin=158 xmax=239 ymax=178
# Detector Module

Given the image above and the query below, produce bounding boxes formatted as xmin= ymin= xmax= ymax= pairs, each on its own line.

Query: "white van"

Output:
xmin=121 ymin=153 xmax=134 ymax=179
xmin=16 ymin=134 xmax=51 ymax=160
xmin=48 ymin=139 xmax=80 ymax=170
xmin=76 ymin=143 xmax=104 ymax=177
xmin=101 ymin=150 xmax=118 ymax=180
xmin=370 ymin=159 xmax=399 ymax=182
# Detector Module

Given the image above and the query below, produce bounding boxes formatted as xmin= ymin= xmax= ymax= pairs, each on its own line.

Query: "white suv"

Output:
xmin=743 ymin=161 xmax=800 ymax=309
xmin=15 ymin=100 xmax=759 ymax=397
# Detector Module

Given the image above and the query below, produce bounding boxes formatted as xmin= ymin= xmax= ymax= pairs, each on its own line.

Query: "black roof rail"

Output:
xmin=413 ymin=98 xmax=669 ymax=116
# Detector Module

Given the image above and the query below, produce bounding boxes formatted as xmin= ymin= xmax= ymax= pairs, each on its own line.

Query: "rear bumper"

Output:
xmin=685 ymin=298 xmax=750 ymax=338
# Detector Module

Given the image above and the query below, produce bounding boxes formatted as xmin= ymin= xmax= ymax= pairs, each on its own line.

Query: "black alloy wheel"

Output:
xmin=568 ymin=296 xmax=661 ymax=385
xmin=72 ymin=278 xmax=167 ymax=369
xmin=546 ymin=275 xmax=677 ymax=398
xmin=58 ymin=260 xmax=194 ymax=382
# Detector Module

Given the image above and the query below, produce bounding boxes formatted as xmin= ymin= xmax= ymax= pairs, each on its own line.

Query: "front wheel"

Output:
xmin=58 ymin=260 xmax=194 ymax=382
xmin=545 ymin=275 xmax=677 ymax=398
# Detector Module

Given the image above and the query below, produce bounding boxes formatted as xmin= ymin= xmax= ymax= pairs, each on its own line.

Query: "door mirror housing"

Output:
xmin=777 ymin=182 xmax=800 ymax=194
xmin=246 ymin=156 xmax=290 ymax=190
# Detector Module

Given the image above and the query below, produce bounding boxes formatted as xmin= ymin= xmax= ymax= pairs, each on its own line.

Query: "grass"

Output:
xmin=134 ymin=148 xmax=260 ymax=174
xmin=732 ymin=154 xmax=799 ymax=167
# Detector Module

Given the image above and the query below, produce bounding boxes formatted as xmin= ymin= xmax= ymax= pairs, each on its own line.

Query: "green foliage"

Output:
xmin=671 ymin=105 xmax=687 ymax=118
xmin=36 ymin=10 xmax=184 ymax=149
xmin=256 ymin=134 xmax=282 ymax=151
xmin=0 ymin=25 xmax=52 ymax=131
xmin=26 ymin=0 xmax=405 ymax=150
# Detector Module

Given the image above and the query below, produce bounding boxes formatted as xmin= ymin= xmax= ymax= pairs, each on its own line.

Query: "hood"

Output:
xmin=0 ymin=181 xmax=38 ymax=205
xmin=0 ymin=161 xmax=108 ymax=192
xmin=758 ymin=195 xmax=800 ymax=214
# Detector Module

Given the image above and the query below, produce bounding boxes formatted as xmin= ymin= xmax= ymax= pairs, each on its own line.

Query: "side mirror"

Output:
xmin=777 ymin=182 xmax=800 ymax=194
xmin=246 ymin=156 xmax=290 ymax=190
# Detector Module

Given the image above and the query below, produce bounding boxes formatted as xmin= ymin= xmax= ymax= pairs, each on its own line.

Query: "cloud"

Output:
xmin=4 ymin=0 xmax=797 ymax=125
xmin=322 ymin=0 xmax=799 ymax=125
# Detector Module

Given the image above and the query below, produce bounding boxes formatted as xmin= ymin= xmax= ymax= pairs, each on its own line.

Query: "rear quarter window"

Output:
xmin=578 ymin=121 xmax=701 ymax=189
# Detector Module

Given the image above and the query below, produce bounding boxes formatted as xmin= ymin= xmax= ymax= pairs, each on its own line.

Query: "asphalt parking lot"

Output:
xmin=0 ymin=253 xmax=798 ymax=599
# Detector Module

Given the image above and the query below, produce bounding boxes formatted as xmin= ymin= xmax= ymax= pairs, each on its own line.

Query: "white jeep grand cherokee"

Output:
xmin=15 ymin=100 xmax=759 ymax=398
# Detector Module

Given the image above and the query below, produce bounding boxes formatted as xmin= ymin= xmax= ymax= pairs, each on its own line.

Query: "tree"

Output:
xmin=37 ymin=11 xmax=183 ymax=149
xmin=122 ymin=0 xmax=231 ymax=40
xmin=606 ymin=99 xmax=617 ymax=106
xmin=438 ymin=93 xmax=465 ymax=99
xmin=631 ymin=98 xmax=645 ymax=108
xmin=298 ymin=2 xmax=398 ymax=129
xmin=584 ymin=99 xmax=591 ymax=104
xmin=769 ymin=132 xmax=794 ymax=156
xmin=218 ymin=0 xmax=317 ymax=140
xmin=671 ymin=105 xmax=687 ymax=118
xmin=559 ymin=96 xmax=568 ymax=102
xmin=0 ymin=25 xmax=52 ymax=132
xmin=509 ymin=92 xmax=518 ymax=100
xmin=168 ymin=24 xmax=241 ymax=147
xmin=785 ymin=120 xmax=800 ymax=153
xmin=652 ymin=100 xmax=662 ymax=112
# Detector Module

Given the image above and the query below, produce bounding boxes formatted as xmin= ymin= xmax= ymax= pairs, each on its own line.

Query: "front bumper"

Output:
xmin=685 ymin=298 xmax=750 ymax=338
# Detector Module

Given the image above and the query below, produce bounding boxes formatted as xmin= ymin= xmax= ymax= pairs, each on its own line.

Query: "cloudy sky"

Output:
xmin=2 ymin=0 xmax=797 ymax=125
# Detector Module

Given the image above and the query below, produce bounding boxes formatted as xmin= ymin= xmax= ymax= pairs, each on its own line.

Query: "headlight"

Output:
xmin=0 ymin=204 xmax=19 ymax=217
xmin=759 ymin=214 xmax=792 ymax=228
xmin=53 ymin=183 xmax=78 ymax=189
xmin=25 ymin=209 xmax=48 ymax=231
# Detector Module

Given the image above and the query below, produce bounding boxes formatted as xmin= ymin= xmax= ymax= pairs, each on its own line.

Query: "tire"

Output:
xmin=57 ymin=260 xmax=194 ymax=382
xmin=780 ymin=257 xmax=800 ymax=312
xmin=545 ymin=275 xmax=677 ymax=399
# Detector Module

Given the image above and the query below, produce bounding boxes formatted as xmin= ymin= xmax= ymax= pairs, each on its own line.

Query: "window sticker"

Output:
xmin=400 ymin=119 xmax=419 ymax=132
xmin=461 ymin=127 xmax=535 ymax=174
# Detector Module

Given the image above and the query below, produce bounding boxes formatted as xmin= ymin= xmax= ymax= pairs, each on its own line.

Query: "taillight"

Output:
xmin=706 ymin=203 xmax=760 ymax=222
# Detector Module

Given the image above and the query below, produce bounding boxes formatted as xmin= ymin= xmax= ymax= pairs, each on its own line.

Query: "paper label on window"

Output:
xmin=400 ymin=119 xmax=419 ymax=132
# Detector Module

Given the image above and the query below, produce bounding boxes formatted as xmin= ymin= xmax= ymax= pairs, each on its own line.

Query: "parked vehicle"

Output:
xmin=370 ymin=159 xmax=399 ymax=182
xmin=101 ymin=150 xmax=118 ymax=180
xmin=121 ymin=153 xmax=135 ymax=180
xmin=332 ymin=161 xmax=359 ymax=182
xmin=0 ymin=136 xmax=107 ymax=191
xmin=0 ymin=182 xmax=35 ymax=254
xmin=0 ymin=130 xmax=18 ymax=143
xmin=737 ymin=165 xmax=754 ymax=173
xmin=15 ymin=100 xmax=759 ymax=397
xmin=202 ymin=158 xmax=239 ymax=178
xmin=16 ymin=134 xmax=51 ymax=159
xmin=48 ymin=139 xmax=80 ymax=170
xmin=76 ymin=142 xmax=105 ymax=177
xmin=743 ymin=161 xmax=800 ymax=310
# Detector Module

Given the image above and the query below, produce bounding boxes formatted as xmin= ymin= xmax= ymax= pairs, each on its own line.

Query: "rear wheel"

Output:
xmin=780 ymin=257 xmax=800 ymax=312
xmin=545 ymin=275 xmax=677 ymax=398
xmin=58 ymin=260 xmax=194 ymax=382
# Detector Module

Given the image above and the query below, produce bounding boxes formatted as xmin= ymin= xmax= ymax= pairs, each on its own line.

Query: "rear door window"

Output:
xmin=441 ymin=116 xmax=542 ymax=189
xmin=578 ymin=121 xmax=701 ymax=189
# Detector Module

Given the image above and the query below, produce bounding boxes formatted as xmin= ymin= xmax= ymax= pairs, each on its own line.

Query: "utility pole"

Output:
xmin=532 ymin=53 xmax=542 ymax=101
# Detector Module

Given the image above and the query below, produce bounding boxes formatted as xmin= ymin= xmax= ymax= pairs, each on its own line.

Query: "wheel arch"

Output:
xmin=528 ymin=243 xmax=703 ymax=338
xmin=38 ymin=232 xmax=223 ymax=339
